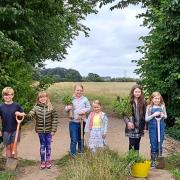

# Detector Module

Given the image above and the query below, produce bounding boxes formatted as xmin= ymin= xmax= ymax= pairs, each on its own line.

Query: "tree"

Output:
xmin=39 ymin=67 xmax=82 ymax=82
xmin=99 ymin=0 xmax=180 ymax=125
xmin=0 ymin=59 xmax=36 ymax=112
xmin=0 ymin=1 xmax=98 ymax=111
xmin=0 ymin=1 xmax=98 ymax=65
xmin=86 ymin=73 xmax=103 ymax=82
xmin=65 ymin=69 xmax=82 ymax=82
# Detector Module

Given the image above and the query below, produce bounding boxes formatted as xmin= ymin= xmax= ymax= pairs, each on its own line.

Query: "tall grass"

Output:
xmin=56 ymin=149 xmax=142 ymax=180
xmin=47 ymin=82 xmax=135 ymax=113
xmin=166 ymin=152 xmax=180 ymax=180
xmin=0 ymin=172 xmax=15 ymax=180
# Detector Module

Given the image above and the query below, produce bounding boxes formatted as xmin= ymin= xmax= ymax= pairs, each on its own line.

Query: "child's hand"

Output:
xmin=66 ymin=105 xmax=72 ymax=111
xmin=78 ymin=112 xmax=86 ymax=120
xmin=160 ymin=112 xmax=165 ymax=118
xmin=127 ymin=122 xmax=134 ymax=129
xmin=144 ymin=129 xmax=148 ymax=134
xmin=0 ymin=131 xmax=2 ymax=137
xmin=102 ymin=134 xmax=106 ymax=139
xmin=15 ymin=111 xmax=25 ymax=116
xmin=153 ymin=111 xmax=161 ymax=117
xmin=15 ymin=111 xmax=21 ymax=116
xmin=79 ymin=112 xmax=85 ymax=116
xmin=20 ymin=112 xmax=26 ymax=116
xmin=51 ymin=132 xmax=55 ymax=136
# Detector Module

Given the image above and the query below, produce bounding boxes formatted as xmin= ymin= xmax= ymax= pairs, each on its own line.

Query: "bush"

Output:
xmin=62 ymin=95 xmax=73 ymax=105
xmin=166 ymin=123 xmax=180 ymax=141
xmin=112 ymin=96 xmax=132 ymax=118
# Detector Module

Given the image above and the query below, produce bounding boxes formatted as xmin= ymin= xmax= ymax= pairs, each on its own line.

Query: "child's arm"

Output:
xmin=102 ymin=113 xmax=108 ymax=135
xmin=51 ymin=109 xmax=58 ymax=134
xmin=84 ymin=114 xmax=91 ymax=133
xmin=0 ymin=121 xmax=1 ymax=134
xmin=65 ymin=105 xmax=73 ymax=112
xmin=15 ymin=111 xmax=26 ymax=117
xmin=161 ymin=105 xmax=167 ymax=119
xmin=145 ymin=106 xmax=153 ymax=122
xmin=124 ymin=116 xmax=133 ymax=124
xmin=145 ymin=106 xmax=161 ymax=122
xmin=26 ymin=106 xmax=36 ymax=121
xmin=124 ymin=116 xmax=134 ymax=129
xmin=80 ymin=97 xmax=91 ymax=114
xmin=14 ymin=104 xmax=25 ymax=117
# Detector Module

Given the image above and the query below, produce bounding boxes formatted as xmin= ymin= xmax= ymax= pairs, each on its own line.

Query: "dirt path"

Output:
xmin=16 ymin=104 xmax=179 ymax=180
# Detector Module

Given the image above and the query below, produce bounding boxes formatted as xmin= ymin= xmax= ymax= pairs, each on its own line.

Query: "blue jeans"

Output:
xmin=69 ymin=121 xmax=85 ymax=157
xmin=149 ymin=119 xmax=165 ymax=155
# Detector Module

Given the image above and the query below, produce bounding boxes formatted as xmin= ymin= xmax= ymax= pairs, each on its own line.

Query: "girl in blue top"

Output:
xmin=145 ymin=92 xmax=167 ymax=167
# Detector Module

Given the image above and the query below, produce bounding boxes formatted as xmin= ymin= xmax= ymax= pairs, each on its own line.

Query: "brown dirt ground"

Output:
xmin=15 ymin=104 xmax=180 ymax=180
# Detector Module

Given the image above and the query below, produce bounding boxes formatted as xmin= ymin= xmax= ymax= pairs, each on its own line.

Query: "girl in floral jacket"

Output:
xmin=85 ymin=100 xmax=108 ymax=152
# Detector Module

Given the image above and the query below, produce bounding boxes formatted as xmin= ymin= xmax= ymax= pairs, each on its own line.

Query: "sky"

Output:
xmin=45 ymin=4 xmax=149 ymax=78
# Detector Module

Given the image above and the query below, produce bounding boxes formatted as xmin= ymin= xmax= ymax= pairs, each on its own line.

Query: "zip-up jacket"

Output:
xmin=28 ymin=103 xmax=58 ymax=133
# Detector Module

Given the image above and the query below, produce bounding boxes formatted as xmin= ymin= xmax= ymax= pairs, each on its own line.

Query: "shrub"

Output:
xmin=166 ymin=123 xmax=180 ymax=141
xmin=62 ymin=95 xmax=73 ymax=105
xmin=112 ymin=96 xmax=132 ymax=118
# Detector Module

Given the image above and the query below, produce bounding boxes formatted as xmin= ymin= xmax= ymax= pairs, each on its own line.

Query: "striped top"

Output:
xmin=28 ymin=103 xmax=58 ymax=133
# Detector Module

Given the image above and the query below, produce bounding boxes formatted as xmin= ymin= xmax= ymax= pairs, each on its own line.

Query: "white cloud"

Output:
xmin=45 ymin=4 xmax=149 ymax=78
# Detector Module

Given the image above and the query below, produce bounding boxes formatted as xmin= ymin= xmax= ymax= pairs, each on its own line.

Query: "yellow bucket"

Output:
xmin=131 ymin=160 xmax=151 ymax=178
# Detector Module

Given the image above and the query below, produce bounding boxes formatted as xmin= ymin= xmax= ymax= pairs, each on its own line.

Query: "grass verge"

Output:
xmin=166 ymin=152 xmax=180 ymax=180
xmin=0 ymin=172 xmax=15 ymax=180
xmin=56 ymin=149 xmax=144 ymax=180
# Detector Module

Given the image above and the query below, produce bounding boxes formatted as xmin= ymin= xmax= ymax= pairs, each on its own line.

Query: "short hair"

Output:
xmin=2 ymin=87 xmax=14 ymax=96
xmin=74 ymin=84 xmax=84 ymax=91
xmin=92 ymin=99 xmax=101 ymax=106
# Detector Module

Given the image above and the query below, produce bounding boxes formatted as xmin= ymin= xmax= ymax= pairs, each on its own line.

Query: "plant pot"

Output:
xmin=131 ymin=160 xmax=151 ymax=178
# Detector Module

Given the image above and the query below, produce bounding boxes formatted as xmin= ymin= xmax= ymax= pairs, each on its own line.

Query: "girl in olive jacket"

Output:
xmin=27 ymin=91 xmax=58 ymax=169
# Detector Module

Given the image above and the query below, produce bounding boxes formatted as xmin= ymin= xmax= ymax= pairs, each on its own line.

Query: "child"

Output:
xmin=65 ymin=84 xmax=91 ymax=157
xmin=0 ymin=87 xmax=25 ymax=159
xmin=125 ymin=84 xmax=146 ymax=153
xmin=145 ymin=92 xmax=167 ymax=167
xmin=27 ymin=91 xmax=58 ymax=169
xmin=85 ymin=100 xmax=108 ymax=152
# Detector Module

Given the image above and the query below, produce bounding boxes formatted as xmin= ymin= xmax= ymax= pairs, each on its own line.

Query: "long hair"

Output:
xmin=36 ymin=91 xmax=53 ymax=111
xmin=148 ymin=91 xmax=165 ymax=107
xmin=129 ymin=84 xmax=146 ymax=118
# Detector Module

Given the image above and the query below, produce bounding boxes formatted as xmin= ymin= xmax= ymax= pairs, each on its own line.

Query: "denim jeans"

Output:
xmin=69 ymin=121 xmax=85 ymax=157
xmin=149 ymin=107 xmax=165 ymax=155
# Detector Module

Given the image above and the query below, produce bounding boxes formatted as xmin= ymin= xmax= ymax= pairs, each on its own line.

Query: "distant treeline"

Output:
xmin=34 ymin=67 xmax=138 ymax=82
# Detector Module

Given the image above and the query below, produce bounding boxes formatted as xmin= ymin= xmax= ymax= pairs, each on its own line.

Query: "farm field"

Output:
xmin=48 ymin=82 xmax=135 ymax=97
xmin=48 ymin=82 xmax=136 ymax=113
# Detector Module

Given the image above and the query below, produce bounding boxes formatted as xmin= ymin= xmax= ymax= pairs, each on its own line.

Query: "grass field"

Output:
xmin=48 ymin=82 xmax=136 ymax=113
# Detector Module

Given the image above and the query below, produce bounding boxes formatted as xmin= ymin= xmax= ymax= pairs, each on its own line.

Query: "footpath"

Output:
xmin=16 ymin=104 xmax=179 ymax=180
